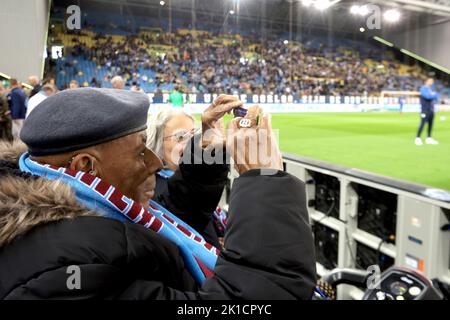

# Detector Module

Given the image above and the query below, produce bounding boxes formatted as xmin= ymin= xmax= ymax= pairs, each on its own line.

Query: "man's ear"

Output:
xmin=69 ymin=153 xmax=98 ymax=175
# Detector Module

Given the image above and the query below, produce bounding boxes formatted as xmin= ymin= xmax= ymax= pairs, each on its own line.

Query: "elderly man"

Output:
xmin=0 ymin=88 xmax=315 ymax=299
xmin=27 ymin=75 xmax=41 ymax=98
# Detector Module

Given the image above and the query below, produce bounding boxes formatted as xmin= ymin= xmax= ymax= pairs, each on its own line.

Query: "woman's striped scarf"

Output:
xmin=19 ymin=153 xmax=218 ymax=284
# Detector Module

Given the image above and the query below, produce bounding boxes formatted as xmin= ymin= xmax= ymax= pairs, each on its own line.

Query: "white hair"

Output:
xmin=146 ymin=108 xmax=195 ymax=160
xmin=28 ymin=75 xmax=40 ymax=86
xmin=111 ymin=76 xmax=125 ymax=89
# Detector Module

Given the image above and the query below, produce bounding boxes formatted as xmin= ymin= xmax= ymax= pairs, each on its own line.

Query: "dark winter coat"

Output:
xmin=0 ymin=140 xmax=316 ymax=299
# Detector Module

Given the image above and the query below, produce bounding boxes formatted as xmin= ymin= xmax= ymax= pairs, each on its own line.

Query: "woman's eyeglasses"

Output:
xmin=164 ymin=128 xmax=199 ymax=143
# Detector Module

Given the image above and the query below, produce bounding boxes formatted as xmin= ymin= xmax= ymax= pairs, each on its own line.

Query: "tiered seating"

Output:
xmin=49 ymin=18 xmax=448 ymax=96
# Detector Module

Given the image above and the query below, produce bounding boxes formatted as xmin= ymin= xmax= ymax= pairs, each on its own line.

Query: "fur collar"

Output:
xmin=0 ymin=140 xmax=27 ymax=164
xmin=0 ymin=140 xmax=95 ymax=247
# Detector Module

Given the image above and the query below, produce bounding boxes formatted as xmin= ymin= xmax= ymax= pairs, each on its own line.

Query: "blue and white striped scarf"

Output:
xmin=19 ymin=153 xmax=218 ymax=284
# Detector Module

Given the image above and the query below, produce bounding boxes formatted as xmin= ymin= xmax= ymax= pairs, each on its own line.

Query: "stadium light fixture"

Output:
xmin=358 ymin=5 xmax=370 ymax=16
xmin=315 ymin=0 xmax=332 ymax=10
xmin=400 ymin=48 xmax=450 ymax=75
xmin=359 ymin=27 xmax=365 ymax=32
xmin=384 ymin=9 xmax=401 ymax=22
xmin=301 ymin=0 xmax=339 ymax=10
xmin=350 ymin=5 xmax=359 ymax=14
xmin=229 ymin=10 xmax=235 ymax=15
xmin=0 ymin=71 xmax=32 ymax=89
xmin=350 ymin=5 xmax=369 ymax=16
xmin=159 ymin=1 xmax=165 ymax=6
xmin=373 ymin=36 xmax=394 ymax=47
xmin=0 ymin=72 xmax=11 ymax=80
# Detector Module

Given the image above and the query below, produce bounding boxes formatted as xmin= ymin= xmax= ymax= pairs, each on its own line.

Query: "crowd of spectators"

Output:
xmin=49 ymin=26 xmax=445 ymax=97
xmin=175 ymin=32 xmax=423 ymax=97
xmin=57 ymin=32 xmax=180 ymax=91
xmin=0 ymin=76 xmax=58 ymax=140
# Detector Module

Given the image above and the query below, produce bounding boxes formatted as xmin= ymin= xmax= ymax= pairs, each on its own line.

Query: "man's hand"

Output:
xmin=227 ymin=105 xmax=283 ymax=175
xmin=201 ymin=95 xmax=243 ymax=149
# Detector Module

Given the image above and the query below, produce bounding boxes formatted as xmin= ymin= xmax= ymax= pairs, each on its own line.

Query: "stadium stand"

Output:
xmin=47 ymin=8 xmax=450 ymax=98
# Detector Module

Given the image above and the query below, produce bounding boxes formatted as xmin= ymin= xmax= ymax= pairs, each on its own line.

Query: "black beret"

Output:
xmin=21 ymin=88 xmax=150 ymax=156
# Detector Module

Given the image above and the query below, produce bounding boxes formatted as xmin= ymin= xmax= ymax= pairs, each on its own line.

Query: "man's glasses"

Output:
xmin=164 ymin=128 xmax=199 ymax=143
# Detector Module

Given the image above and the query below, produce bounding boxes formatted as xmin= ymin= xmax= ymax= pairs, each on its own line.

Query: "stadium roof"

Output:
xmin=367 ymin=0 xmax=450 ymax=16
xmin=54 ymin=0 xmax=450 ymax=36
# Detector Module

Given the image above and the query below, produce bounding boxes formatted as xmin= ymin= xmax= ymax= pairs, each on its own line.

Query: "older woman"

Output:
xmin=147 ymin=108 xmax=197 ymax=171
xmin=147 ymin=108 xmax=226 ymax=248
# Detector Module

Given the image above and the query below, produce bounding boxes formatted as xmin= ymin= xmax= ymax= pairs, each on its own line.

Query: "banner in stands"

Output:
xmin=147 ymin=93 xmax=448 ymax=114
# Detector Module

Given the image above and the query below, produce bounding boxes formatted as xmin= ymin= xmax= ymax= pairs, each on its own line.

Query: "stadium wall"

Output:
xmin=149 ymin=103 xmax=428 ymax=114
xmin=216 ymin=153 xmax=450 ymax=299
xmin=147 ymin=93 xmax=450 ymax=113
xmin=149 ymin=93 xmax=422 ymax=105
xmin=0 ymin=0 xmax=49 ymax=81
xmin=279 ymin=154 xmax=450 ymax=298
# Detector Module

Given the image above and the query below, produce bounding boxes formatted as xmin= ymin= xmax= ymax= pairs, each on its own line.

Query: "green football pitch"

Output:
xmin=193 ymin=112 xmax=449 ymax=190
xmin=270 ymin=112 xmax=450 ymax=190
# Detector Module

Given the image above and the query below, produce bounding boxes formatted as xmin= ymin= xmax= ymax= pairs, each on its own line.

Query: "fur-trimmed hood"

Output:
xmin=0 ymin=140 xmax=94 ymax=248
